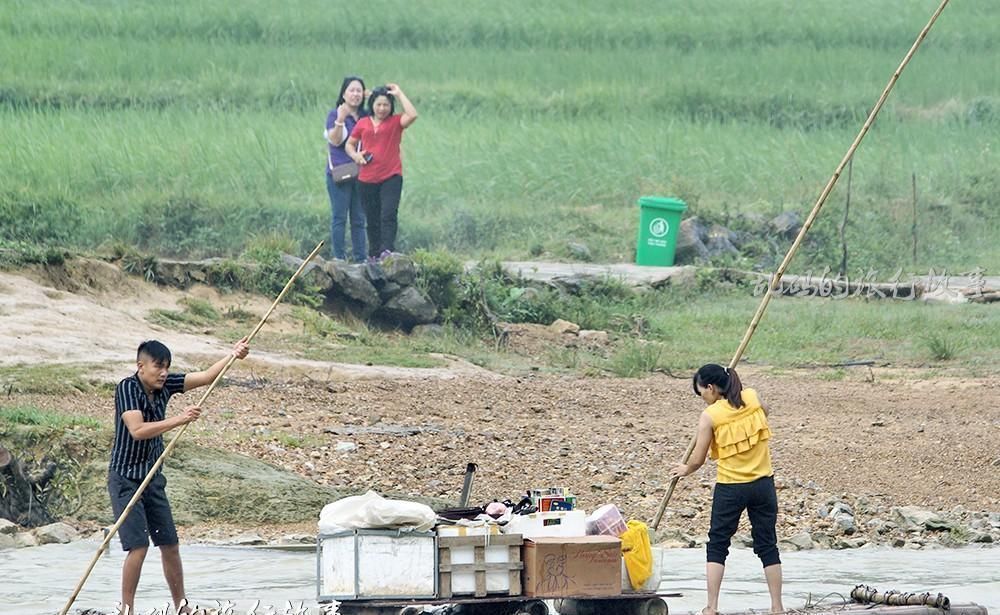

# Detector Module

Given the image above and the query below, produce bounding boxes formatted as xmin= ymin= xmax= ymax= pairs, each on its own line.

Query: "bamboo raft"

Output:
xmin=328 ymin=589 xmax=990 ymax=615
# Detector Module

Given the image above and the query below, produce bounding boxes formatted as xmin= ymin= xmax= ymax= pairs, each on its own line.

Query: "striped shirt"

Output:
xmin=109 ymin=372 xmax=186 ymax=479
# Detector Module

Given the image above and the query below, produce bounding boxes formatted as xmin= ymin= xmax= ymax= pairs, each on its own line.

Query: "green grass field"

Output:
xmin=2 ymin=0 xmax=998 ymax=272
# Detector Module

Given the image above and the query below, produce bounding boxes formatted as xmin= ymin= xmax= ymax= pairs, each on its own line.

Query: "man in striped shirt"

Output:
xmin=109 ymin=338 xmax=249 ymax=615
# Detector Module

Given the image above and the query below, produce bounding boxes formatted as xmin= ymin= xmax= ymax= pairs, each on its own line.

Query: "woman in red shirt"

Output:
xmin=346 ymin=83 xmax=418 ymax=260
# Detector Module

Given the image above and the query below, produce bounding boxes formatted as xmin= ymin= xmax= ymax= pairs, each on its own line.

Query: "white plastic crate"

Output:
xmin=317 ymin=529 xmax=437 ymax=600
xmin=503 ymin=510 xmax=587 ymax=538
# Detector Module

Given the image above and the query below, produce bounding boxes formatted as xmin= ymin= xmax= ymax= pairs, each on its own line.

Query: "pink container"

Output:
xmin=586 ymin=504 xmax=628 ymax=537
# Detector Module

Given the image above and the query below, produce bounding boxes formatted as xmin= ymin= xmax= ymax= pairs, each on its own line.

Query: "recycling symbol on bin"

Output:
xmin=649 ymin=218 xmax=669 ymax=238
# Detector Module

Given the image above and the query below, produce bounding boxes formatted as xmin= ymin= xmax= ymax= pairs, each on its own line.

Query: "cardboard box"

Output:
xmin=522 ymin=536 xmax=622 ymax=598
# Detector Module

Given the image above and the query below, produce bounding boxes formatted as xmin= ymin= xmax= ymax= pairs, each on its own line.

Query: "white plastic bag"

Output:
xmin=318 ymin=490 xmax=437 ymax=534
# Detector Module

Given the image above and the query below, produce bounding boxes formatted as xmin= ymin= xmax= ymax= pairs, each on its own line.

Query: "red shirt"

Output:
xmin=350 ymin=114 xmax=404 ymax=183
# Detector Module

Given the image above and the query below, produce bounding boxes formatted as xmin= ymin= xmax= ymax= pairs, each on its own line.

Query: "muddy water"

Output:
xmin=2 ymin=538 xmax=997 ymax=615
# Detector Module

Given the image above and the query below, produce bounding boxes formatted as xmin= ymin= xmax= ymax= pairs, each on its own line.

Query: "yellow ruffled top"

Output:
xmin=706 ymin=388 xmax=773 ymax=484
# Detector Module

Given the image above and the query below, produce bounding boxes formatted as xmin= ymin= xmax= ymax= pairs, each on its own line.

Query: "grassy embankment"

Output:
xmin=1 ymin=0 xmax=998 ymax=376
xmin=0 ymin=405 xmax=339 ymax=526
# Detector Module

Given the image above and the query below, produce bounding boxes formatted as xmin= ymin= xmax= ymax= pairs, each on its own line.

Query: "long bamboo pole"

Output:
xmin=59 ymin=240 xmax=325 ymax=615
xmin=652 ymin=0 xmax=951 ymax=530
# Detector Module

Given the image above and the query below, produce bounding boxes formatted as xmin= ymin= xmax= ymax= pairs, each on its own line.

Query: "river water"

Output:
xmin=1 ymin=539 xmax=997 ymax=615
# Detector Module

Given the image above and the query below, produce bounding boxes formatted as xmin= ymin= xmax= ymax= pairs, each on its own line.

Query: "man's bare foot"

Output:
xmin=702 ymin=607 xmax=719 ymax=615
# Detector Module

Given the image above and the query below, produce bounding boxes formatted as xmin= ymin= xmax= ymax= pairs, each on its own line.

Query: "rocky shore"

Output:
xmin=4 ymin=368 xmax=998 ymax=557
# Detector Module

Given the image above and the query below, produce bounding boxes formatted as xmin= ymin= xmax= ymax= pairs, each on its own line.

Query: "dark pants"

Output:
xmin=707 ymin=475 xmax=780 ymax=567
xmin=108 ymin=470 xmax=179 ymax=551
xmin=358 ymin=174 xmax=403 ymax=257
xmin=326 ymin=173 xmax=367 ymax=262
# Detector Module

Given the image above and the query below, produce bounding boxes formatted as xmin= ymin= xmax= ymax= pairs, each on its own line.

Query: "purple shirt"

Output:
xmin=326 ymin=109 xmax=366 ymax=172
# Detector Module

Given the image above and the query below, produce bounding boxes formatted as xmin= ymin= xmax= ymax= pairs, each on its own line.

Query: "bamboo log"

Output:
xmin=852 ymin=584 xmax=950 ymax=610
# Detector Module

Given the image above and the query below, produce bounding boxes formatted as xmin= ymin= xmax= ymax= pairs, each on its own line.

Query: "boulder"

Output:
xmin=280 ymin=253 xmax=320 ymax=275
xmin=33 ymin=522 xmax=79 ymax=545
xmin=970 ymin=532 xmax=994 ymax=543
xmin=0 ymin=534 xmax=15 ymax=550
xmin=277 ymin=533 xmax=315 ymax=545
xmin=377 ymin=281 xmax=404 ymax=301
xmin=829 ymin=502 xmax=855 ymax=517
xmin=810 ymin=531 xmax=833 ymax=549
xmin=567 ymin=242 xmax=592 ymax=262
xmin=705 ymin=224 xmax=740 ymax=258
xmin=578 ymin=330 xmax=610 ymax=344
xmin=770 ymin=211 xmax=802 ymax=238
xmin=363 ymin=260 xmax=387 ymax=285
xmin=230 ymin=532 xmax=266 ymax=546
xmin=836 ymin=537 xmax=868 ymax=549
xmin=970 ymin=517 xmax=990 ymax=531
xmin=306 ymin=262 xmax=335 ymax=293
xmin=784 ymin=531 xmax=815 ymax=551
xmin=674 ymin=218 xmax=710 ymax=264
xmin=156 ymin=258 xmax=226 ymax=288
xmin=549 ymin=319 xmax=580 ymax=335
xmin=14 ymin=531 xmax=38 ymax=548
xmin=380 ymin=254 xmax=417 ymax=286
xmin=324 ymin=262 xmax=380 ymax=308
xmin=832 ymin=512 xmax=856 ymax=535
xmin=377 ymin=286 xmax=438 ymax=327
xmin=893 ymin=506 xmax=955 ymax=531
xmin=0 ymin=518 xmax=18 ymax=535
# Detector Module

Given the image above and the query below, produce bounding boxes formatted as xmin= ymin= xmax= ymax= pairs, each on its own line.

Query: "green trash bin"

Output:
xmin=636 ymin=196 xmax=687 ymax=266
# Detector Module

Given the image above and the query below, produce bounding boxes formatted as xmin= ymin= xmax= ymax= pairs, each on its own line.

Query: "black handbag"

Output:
xmin=329 ymin=160 xmax=359 ymax=185
xmin=328 ymin=141 xmax=359 ymax=184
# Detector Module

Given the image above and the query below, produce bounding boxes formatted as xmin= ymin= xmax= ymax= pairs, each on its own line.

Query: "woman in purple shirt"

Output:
xmin=325 ymin=76 xmax=369 ymax=262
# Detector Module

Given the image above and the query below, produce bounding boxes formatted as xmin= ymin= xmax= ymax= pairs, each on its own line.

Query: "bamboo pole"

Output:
xmin=59 ymin=241 xmax=325 ymax=615
xmin=652 ymin=0 xmax=951 ymax=530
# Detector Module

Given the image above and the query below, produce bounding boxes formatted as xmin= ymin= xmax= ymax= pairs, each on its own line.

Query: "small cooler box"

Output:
xmin=317 ymin=529 xmax=437 ymax=601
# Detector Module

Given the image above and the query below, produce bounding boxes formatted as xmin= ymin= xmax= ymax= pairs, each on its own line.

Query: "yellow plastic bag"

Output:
xmin=620 ymin=519 xmax=653 ymax=590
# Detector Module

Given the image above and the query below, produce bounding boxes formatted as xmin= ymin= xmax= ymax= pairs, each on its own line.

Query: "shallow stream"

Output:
xmin=2 ymin=539 xmax=997 ymax=615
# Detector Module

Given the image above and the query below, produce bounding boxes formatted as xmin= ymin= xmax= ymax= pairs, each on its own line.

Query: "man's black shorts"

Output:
xmin=108 ymin=470 xmax=179 ymax=551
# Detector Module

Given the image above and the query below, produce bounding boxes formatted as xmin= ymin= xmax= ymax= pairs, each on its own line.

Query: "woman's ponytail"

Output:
xmin=693 ymin=364 xmax=745 ymax=408
xmin=722 ymin=367 xmax=744 ymax=408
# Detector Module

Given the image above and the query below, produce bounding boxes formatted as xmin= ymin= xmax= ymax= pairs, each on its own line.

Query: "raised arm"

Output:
xmin=326 ymin=105 xmax=349 ymax=145
xmin=183 ymin=337 xmax=249 ymax=392
xmin=387 ymin=83 xmax=418 ymax=128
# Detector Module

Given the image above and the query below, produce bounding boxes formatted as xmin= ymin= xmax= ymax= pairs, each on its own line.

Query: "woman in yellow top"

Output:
xmin=671 ymin=364 xmax=783 ymax=615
